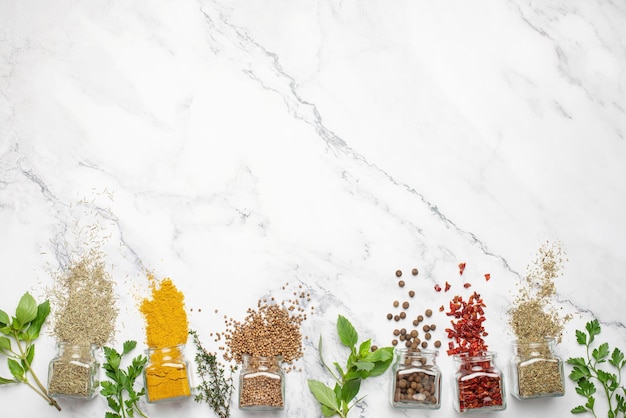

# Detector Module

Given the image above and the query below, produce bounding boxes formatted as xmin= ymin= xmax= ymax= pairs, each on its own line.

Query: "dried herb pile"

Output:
xmin=47 ymin=249 xmax=118 ymax=398
xmin=49 ymin=249 xmax=118 ymax=346
xmin=509 ymin=240 xmax=570 ymax=343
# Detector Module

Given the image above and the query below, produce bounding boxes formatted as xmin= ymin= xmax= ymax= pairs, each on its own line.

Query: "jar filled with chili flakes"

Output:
xmin=452 ymin=351 xmax=506 ymax=413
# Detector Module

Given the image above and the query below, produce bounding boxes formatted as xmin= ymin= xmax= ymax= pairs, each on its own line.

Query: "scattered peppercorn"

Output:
xmin=387 ymin=313 xmax=393 ymax=320
xmin=412 ymin=268 xmax=419 ymax=276
xmin=423 ymin=325 xmax=430 ymax=332
xmin=393 ymin=300 xmax=399 ymax=307
xmin=396 ymin=270 xmax=402 ymax=277
xmin=400 ymin=312 xmax=407 ymax=319
xmin=408 ymin=290 xmax=415 ymax=297
xmin=425 ymin=309 xmax=432 ymax=317
xmin=430 ymin=324 xmax=436 ymax=331
xmin=402 ymin=301 xmax=409 ymax=309
xmin=434 ymin=340 xmax=441 ymax=348
xmin=398 ymin=280 xmax=405 ymax=288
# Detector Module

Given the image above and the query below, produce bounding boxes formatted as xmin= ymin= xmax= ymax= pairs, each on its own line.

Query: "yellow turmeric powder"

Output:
xmin=140 ymin=273 xmax=188 ymax=348
xmin=144 ymin=346 xmax=191 ymax=402
xmin=140 ymin=273 xmax=190 ymax=402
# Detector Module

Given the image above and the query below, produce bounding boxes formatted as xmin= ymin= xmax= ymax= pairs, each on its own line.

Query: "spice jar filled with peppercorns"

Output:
xmin=391 ymin=348 xmax=441 ymax=409
xmin=453 ymin=352 xmax=506 ymax=413
xmin=239 ymin=354 xmax=285 ymax=410
xmin=510 ymin=337 xmax=565 ymax=399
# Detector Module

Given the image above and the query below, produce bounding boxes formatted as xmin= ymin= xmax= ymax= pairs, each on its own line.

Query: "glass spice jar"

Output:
xmin=453 ymin=351 xmax=506 ymax=413
xmin=238 ymin=354 xmax=285 ymax=410
xmin=510 ymin=337 xmax=565 ymax=399
xmin=48 ymin=342 xmax=99 ymax=400
xmin=144 ymin=345 xmax=191 ymax=403
xmin=391 ymin=348 xmax=441 ymax=409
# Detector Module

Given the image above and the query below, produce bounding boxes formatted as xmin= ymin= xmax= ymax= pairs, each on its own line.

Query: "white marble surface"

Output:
xmin=2 ymin=0 xmax=626 ymax=417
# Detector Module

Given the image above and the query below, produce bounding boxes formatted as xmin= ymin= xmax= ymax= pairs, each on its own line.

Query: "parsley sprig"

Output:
xmin=307 ymin=315 xmax=394 ymax=418
xmin=567 ymin=319 xmax=626 ymax=418
xmin=100 ymin=340 xmax=148 ymax=418
xmin=0 ymin=292 xmax=61 ymax=411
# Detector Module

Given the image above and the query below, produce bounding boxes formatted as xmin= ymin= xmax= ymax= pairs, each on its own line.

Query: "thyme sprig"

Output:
xmin=567 ymin=319 xmax=626 ymax=418
xmin=189 ymin=329 xmax=237 ymax=418
xmin=0 ymin=292 xmax=61 ymax=411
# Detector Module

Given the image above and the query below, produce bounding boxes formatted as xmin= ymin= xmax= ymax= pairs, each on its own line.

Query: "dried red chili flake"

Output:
xmin=439 ymin=305 xmax=445 ymax=312
xmin=434 ymin=284 xmax=442 ymax=292
xmin=444 ymin=291 xmax=488 ymax=357
xmin=444 ymin=281 xmax=451 ymax=292
xmin=463 ymin=283 xmax=472 ymax=288
xmin=457 ymin=374 xmax=503 ymax=412
xmin=458 ymin=262 xmax=466 ymax=275
xmin=484 ymin=273 xmax=491 ymax=281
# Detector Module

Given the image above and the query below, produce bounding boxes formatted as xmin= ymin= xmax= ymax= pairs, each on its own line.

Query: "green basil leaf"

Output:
xmin=7 ymin=358 xmax=25 ymax=381
xmin=321 ymin=404 xmax=338 ymax=417
xmin=0 ymin=376 xmax=17 ymax=385
xmin=353 ymin=360 xmax=374 ymax=372
xmin=24 ymin=300 xmax=50 ymax=341
xmin=308 ymin=380 xmax=340 ymax=413
xmin=358 ymin=340 xmax=371 ymax=357
xmin=336 ymin=315 xmax=358 ymax=348
xmin=15 ymin=292 xmax=37 ymax=325
xmin=341 ymin=378 xmax=361 ymax=404
xmin=0 ymin=309 xmax=9 ymax=326
xmin=0 ymin=336 xmax=11 ymax=352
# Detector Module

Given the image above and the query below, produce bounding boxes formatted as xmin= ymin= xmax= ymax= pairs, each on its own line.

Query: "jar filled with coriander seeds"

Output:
xmin=239 ymin=354 xmax=285 ymax=410
xmin=48 ymin=342 xmax=99 ymax=400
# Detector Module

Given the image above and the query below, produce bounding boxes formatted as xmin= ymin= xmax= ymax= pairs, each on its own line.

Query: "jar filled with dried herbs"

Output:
xmin=144 ymin=345 xmax=191 ymax=403
xmin=391 ymin=348 xmax=441 ymax=409
xmin=238 ymin=354 xmax=284 ymax=410
xmin=48 ymin=343 xmax=99 ymax=400
xmin=453 ymin=352 xmax=506 ymax=413
xmin=510 ymin=337 xmax=564 ymax=399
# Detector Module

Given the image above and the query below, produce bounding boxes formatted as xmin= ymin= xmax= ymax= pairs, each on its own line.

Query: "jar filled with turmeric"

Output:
xmin=239 ymin=354 xmax=284 ymax=410
xmin=144 ymin=345 xmax=191 ymax=403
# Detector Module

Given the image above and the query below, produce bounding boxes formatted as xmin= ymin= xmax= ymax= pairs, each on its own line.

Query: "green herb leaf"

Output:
xmin=586 ymin=320 xmax=601 ymax=344
xmin=567 ymin=357 xmax=587 ymax=367
xmin=0 ymin=336 xmax=11 ymax=352
xmin=586 ymin=396 xmax=595 ymax=410
xmin=337 ymin=315 xmax=358 ymax=348
xmin=15 ymin=293 xmax=37 ymax=326
xmin=358 ymin=340 xmax=371 ymax=357
xmin=571 ymin=405 xmax=588 ymax=414
xmin=0 ymin=309 xmax=9 ymax=326
xmin=575 ymin=378 xmax=596 ymax=397
xmin=21 ymin=344 xmax=35 ymax=371
xmin=570 ymin=365 xmax=591 ymax=381
xmin=610 ymin=348 xmax=625 ymax=369
xmin=340 ymin=378 xmax=361 ymax=404
xmin=105 ymin=412 xmax=121 ymax=418
xmin=7 ymin=358 xmax=25 ymax=381
xmin=308 ymin=380 xmax=340 ymax=413
xmin=593 ymin=343 xmax=610 ymax=363
xmin=576 ymin=330 xmax=587 ymax=345
xmin=0 ymin=376 xmax=17 ymax=385
xmin=122 ymin=340 xmax=137 ymax=356
xmin=24 ymin=300 xmax=50 ymax=341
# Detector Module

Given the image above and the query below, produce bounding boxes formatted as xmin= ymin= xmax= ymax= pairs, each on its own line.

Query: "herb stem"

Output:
xmin=12 ymin=330 xmax=61 ymax=411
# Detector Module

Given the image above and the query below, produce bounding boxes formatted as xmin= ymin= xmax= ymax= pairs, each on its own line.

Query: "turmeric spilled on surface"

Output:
xmin=139 ymin=273 xmax=190 ymax=402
